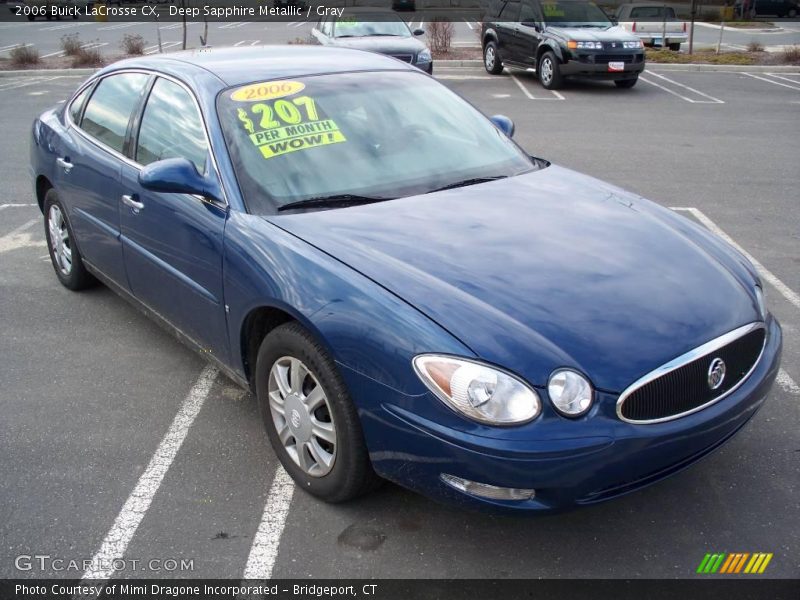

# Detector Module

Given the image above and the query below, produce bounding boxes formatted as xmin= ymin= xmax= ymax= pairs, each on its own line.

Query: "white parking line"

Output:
xmin=0 ymin=76 xmax=61 ymax=92
xmin=645 ymin=71 xmax=725 ymax=103
xmin=509 ymin=72 xmax=565 ymax=100
xmin=0 ymin=43 xmax=32 ymax=54
xmin=670 ymin=207 xmax=800 ymax=311
xmin=98 ymin=22 xmax=139 ymax=31
xmin=242 ymin=466 xmax=295 ymax=579
xmin=777 ymin=370 xmax=800 ymax=395
xmin=743 ymin=72 xmax=800 ymax=91
xmin=144 ymin=41 xmax=182 ymax=55
xmin=464 ymin=19 xmax=474 ymax=30
xmin=81 ymin=366 xmax=218 ymax=581
xmin=0 ymin=218 xmax=43 ymax=254
xmin=0 ymin=203 xmax=37 ymax=210
xmin=234 ymin=40 xmax=261 ymax=47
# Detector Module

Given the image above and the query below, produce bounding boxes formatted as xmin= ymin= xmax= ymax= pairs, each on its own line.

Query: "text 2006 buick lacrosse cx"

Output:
xmin=30 ymin=47 xmax=781 ymax=512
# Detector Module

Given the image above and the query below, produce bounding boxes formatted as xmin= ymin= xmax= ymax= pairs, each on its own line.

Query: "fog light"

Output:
xmin=440 ymin=474 xmax=535 ymax=501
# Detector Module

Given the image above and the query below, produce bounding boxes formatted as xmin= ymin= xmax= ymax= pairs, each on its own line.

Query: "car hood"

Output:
xmin=268 ymin=166 xmax=760 ymax=393
xmin=328 ymin=35 xmax=424 ymax=54
xmin=548 ymin=25 xmax=640 ymax=42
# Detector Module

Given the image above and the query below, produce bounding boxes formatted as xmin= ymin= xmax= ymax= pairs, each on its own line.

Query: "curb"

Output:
xmin=0 ymin=68 xmax=99 ymax=78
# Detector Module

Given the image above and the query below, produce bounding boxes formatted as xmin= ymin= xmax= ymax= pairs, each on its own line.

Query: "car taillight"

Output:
xmin=632 ymin=21 xmax=636 ymax=32
xmin=683 ymin=22 xmax=687 ymax=32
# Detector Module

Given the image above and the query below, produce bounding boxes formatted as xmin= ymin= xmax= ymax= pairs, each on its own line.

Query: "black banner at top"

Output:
xmin=1 ymin=0 xmax=794 ymax=23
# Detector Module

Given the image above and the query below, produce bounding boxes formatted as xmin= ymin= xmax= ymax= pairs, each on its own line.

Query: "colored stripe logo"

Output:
xmin=697 ymin=552 xmax=773 ymax=574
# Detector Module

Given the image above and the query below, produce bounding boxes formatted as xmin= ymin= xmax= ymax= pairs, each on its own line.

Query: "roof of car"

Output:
xmin=95 ymin=46 xmax=414 ymax=88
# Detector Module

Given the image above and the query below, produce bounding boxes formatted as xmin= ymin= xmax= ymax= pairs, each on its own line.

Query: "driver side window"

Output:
xmin=136 ymin=77 xmax=208 ymax=174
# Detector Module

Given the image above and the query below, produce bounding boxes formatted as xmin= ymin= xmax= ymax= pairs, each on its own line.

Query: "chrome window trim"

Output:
xmin=64 ymin=68 xmax=229 ymax=206
xmin=616 ymin=321 xmax=767 ymax=425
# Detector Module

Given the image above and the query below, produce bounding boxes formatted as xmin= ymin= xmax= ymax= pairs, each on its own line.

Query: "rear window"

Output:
xmin=629 ymin=6 xmax=677 ymax=18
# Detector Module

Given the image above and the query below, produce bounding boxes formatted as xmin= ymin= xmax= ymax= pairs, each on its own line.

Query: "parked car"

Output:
xmin=31 ymin=47 xmax=781 ymax=512
xmin=736 ymin=0 xmax=799 ymax=17
xmin=312 ymin=8 xmax=432 ymax=74
xmin=614 ymin=3 xmax=688 ymax=51
xmin=482 ymin=0 xmax=645 ymax=89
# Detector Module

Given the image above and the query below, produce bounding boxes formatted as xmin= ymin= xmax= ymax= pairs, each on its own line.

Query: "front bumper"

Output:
xmin=345 ymin=316 xmax=781 ymax=513
xmin=561 ymin=50 xmax=645 ymax=79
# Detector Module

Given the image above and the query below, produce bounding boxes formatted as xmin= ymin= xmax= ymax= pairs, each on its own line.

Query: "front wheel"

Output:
xmin=615 ymin=76 xmax=639 ymax=88
xmin=255 ymin=322 xmax=380 ymax=502
xmin=538 ymin=51 xmax=564 ymax=90
xmin=43 ymin=189 xmax=96 ymax=291
xmin=668 ymin=43 xmax=681 ymax=51
xmin=483 ymin=41 xmax=503 ymax=75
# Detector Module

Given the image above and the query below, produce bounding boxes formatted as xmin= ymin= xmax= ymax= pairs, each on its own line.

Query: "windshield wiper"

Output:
xmin=277 ymin=194 xmax=394 ymax=212
xmin=427 ymin=176 xmax=508 ymax=193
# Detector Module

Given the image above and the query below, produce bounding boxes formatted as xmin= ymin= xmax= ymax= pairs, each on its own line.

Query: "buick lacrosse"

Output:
xmin=30 ymin=47 xmax=781 ymax=511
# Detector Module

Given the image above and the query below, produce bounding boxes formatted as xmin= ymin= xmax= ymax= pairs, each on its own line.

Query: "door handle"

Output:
xmin=122 ymin=194 xmax=144 ymax=212
xmin=56 ymin=157 xmax=73 ymax=173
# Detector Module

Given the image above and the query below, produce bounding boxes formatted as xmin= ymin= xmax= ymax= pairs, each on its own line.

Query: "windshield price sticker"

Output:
xmin=230 ymin=80 xmax=306 ymax=102
xmin=232 ymin=82 xmax=347 ymax=159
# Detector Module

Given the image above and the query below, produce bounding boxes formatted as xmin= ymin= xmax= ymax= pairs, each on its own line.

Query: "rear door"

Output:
xmin=57 ymin=72 xmax=150 ymax=287
xmin=119 ymin=76 xmax=229 ymax=361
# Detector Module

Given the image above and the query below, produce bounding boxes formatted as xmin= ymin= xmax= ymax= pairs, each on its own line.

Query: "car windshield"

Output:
xmin=217 ymin=71 xmax=535 ymax=214
xmin=334 ymin=16 xmax=411 ymax=37
xmin=542 ymin=1 xmax=612 ymax=26
xmin=629 ymin=6 xmax=677 ymax=19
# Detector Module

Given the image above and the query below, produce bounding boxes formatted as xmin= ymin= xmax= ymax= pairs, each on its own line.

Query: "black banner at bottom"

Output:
xmin=1 ymin=579 xmax=798 ymax=600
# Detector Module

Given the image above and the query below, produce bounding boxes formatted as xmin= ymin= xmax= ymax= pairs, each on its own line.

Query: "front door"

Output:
xmin=119 ymin=76 xmax=229 ymax=362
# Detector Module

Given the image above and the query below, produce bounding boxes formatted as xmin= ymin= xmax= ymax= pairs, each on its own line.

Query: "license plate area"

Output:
xmin=608 ymin=61 xmax=625 ymax=72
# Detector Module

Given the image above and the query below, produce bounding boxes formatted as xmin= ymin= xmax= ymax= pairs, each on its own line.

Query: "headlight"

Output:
xmin=623 ymin=40 xmax=643 ymax=48
xmin=755 ymin=285 xmax=767 ymax=320
xmin=413 ymin=355 xmax=541 ymax=425
xmin=548 ymin=369 xmax=593 ymax=417
xmin=417 ymin=48 xmax=432 ymax=63
xmin=567 ymin=40 xmax=602 ymax=50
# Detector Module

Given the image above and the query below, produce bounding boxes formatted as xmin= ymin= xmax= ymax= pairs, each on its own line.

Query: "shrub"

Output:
xmin=61 ymin=33 xmax=82 ymax=57
xmin=782 ymin=45 xmax=800 ymax=64
xmin=10 ymin=44 xmax=40 ymax=67
xmin=747 ymin=41 xmax=765 ymax=52
xmin=120 ymin=33 xmax=146 ymax=55
xmin=71 ymin=46 xmax=103 ymax=68
xmin=427 ymin=19 xmax=454 ymax=54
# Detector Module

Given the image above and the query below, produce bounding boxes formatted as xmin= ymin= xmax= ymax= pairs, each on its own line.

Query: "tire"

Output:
xmin=255 ymin=321 xmax=380 ymax=502
xmin=538 ymin=50 xmax=564 ymax=90
xmin=43 ymin=188 xmax=96 ymax=291
xmin=669 ymin=43 xmax=681 ymax=51
xmin=615 ymin=76 xmax=639 ymax=88
xmin=483 ymin=40 xmax=503 ymax=75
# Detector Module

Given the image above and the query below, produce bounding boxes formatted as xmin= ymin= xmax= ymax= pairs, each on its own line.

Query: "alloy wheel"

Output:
xmin=48 ymin=204 xmax=72 ymax=276
xmin=268 ymin=356 xmax=337 ymax=477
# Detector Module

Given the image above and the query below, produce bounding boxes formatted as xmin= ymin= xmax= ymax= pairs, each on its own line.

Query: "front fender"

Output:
xmin=222 ymin=211 xmax=473 ymax=396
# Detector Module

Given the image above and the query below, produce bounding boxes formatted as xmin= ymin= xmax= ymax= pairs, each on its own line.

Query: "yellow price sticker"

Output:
xmin=230 ymin=80 xmax=306 ymax=102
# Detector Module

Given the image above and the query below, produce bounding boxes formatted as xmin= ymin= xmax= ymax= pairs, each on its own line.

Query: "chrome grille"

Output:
xmin=617 ymin=323 xmax=766 ymax=424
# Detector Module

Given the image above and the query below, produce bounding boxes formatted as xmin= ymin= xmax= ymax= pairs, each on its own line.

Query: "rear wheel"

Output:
xmin=615 ymin=76 xmax=639 ymax=89
xmin=483 ymin=41 xmax=503 ymax=75
xmin=538 ymin=51 xmax=564 ymax=90
xmin=255 ymin=322 xmax=380 ymax=502
xmin=668 ymin=43 xmax=681 ymax=51
xmin=43 ymin=189 xmax=96 ymax=291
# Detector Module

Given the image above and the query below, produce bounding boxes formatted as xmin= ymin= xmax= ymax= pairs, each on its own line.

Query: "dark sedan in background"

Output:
xmin=312 ymin=8 xmax=432 ymax=74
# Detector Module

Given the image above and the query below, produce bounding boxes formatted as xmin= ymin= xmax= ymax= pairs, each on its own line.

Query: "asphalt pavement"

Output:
xmin=0 ymin=64 xmax=799 ymax=580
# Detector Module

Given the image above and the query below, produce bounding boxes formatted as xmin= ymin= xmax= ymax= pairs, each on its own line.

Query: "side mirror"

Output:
xmin=490 ymin=114 xmax=515 ymax=138
xmin=413 ymin=28 xmax=425 ymax=36
xmin=139 ymin=157 xmax=223 ymax=203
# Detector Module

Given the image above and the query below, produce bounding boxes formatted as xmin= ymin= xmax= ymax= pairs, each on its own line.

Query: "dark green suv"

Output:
xmin=482 ymin=0 xmax=646 ymax=89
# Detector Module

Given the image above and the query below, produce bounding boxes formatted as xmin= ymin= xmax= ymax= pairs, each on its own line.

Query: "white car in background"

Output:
xmin=614 ymin=3 xmax=688 ymax=51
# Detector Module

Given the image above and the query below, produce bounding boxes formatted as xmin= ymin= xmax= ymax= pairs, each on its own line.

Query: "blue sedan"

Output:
xmin=30 ymin=46 xmax=781 ymax=512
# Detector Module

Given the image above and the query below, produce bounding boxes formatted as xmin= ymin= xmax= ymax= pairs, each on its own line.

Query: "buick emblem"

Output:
xmin=707 ymin=358 xmax=726 ymax=390
xmin=290 ymin=409 xmax=302 ymax=429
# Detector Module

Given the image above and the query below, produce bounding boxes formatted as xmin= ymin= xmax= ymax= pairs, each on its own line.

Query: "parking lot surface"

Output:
xmin=1 ymin=65 xmax=799 ymax=580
